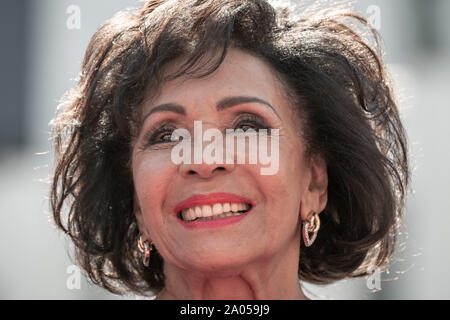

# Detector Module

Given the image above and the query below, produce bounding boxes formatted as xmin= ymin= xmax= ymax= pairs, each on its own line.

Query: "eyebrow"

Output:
xmin=142 ymin=96 xmax=281 ymax=123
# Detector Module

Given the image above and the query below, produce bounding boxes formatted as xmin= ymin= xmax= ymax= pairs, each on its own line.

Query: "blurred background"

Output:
xmin=0 ymin=0 xmax=449 ymax=299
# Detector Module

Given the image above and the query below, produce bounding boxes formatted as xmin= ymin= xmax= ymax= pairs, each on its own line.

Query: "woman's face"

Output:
xmin=132 ymin=48 xmax=323 ymax=275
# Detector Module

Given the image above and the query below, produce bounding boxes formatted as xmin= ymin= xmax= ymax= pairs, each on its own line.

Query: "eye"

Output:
xmin=143 ymin=125 xmax=180 ymax=147
xmin=234 ymin=115 xmax=270 ymax=133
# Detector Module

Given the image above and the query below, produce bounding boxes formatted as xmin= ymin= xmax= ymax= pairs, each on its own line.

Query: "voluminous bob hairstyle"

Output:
xmin=50 ymin=0 xmax=409 ymax=295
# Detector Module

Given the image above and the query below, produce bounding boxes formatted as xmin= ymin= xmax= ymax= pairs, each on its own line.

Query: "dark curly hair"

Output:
xmin=50 ymin=0 xmax=409 ymax=296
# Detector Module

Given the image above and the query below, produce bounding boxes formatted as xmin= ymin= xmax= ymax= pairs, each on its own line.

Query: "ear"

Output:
xmin=134 ymin=192 xmax=151 ymax=240
xmin=300 ymin=153 xmax=328 ymax=221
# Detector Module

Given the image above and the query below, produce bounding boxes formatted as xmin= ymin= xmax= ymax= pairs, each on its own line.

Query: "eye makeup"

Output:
xmin=139 ymin=110 xmax=277 ymax=150
xmin=232 ymin=113 xmax=271 ymax=133
xmin=140 ymin=122 xmax=182 ymax=149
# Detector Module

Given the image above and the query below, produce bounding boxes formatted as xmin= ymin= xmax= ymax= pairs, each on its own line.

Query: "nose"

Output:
xmin=176 ymin=120 xmax=236 ymax=179
xmin=179 ymin=161 xmax=235 ymax=179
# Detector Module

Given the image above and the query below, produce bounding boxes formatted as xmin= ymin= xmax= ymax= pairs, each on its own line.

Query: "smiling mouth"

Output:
xmin=177 ymin=202 xmax=252 ymax=222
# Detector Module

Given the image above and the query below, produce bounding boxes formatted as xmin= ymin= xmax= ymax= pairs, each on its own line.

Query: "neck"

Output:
xmin=156 ymin=239 xmax=308 ymax=300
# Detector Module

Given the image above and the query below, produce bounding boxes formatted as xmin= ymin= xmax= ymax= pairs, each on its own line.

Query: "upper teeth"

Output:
xmin=180 ymin=203 xmax=250 ymax=221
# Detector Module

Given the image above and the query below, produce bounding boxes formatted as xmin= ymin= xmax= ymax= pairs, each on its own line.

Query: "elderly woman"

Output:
xmin=50 ymin=0 xmax=409 ymax=299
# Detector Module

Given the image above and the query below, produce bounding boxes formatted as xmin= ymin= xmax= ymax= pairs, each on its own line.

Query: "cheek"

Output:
xmin=132 ymin=151 xmax=174 ymax=214
xmin=258 ymin=173 xmax=300 ymax=221
xmin=260 ymin=141 xmax=307 ymax=223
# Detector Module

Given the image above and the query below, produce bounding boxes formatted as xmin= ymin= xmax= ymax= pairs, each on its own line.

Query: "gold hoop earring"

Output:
xmin=137 ymin=235 xmax=153 ymax=267
xmin=302 ymin=213 xmax=320 ymax=247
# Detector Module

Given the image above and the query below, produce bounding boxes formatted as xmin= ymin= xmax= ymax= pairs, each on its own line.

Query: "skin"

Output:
xmin=131 ymin=48 xmax=328 ymax=300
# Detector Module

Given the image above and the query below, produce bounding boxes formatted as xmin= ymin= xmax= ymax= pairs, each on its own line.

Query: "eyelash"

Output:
xmin=142 ymin=125 xmax=177 ymax=147
xmin=142 ymin=115 xmax=270 ymax=147
xmin=233 ymin=115 xmax=270 ymax=133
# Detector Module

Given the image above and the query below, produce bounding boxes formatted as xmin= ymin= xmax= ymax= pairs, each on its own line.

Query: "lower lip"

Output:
xmin=176 ymin=208 xmax=253 ymax=229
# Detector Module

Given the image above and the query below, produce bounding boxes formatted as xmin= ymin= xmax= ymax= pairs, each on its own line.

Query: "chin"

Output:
xmin=183 ymin=250 xmax=253 ymax=275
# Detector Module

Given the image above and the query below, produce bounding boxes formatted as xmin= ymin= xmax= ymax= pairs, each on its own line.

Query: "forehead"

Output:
xmin=143 ymin=48 xmax=289 ymax=112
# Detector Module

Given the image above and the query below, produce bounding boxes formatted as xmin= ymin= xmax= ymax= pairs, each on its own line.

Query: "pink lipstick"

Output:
xmin=173 ymin=192 xmax=255 ymax=229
